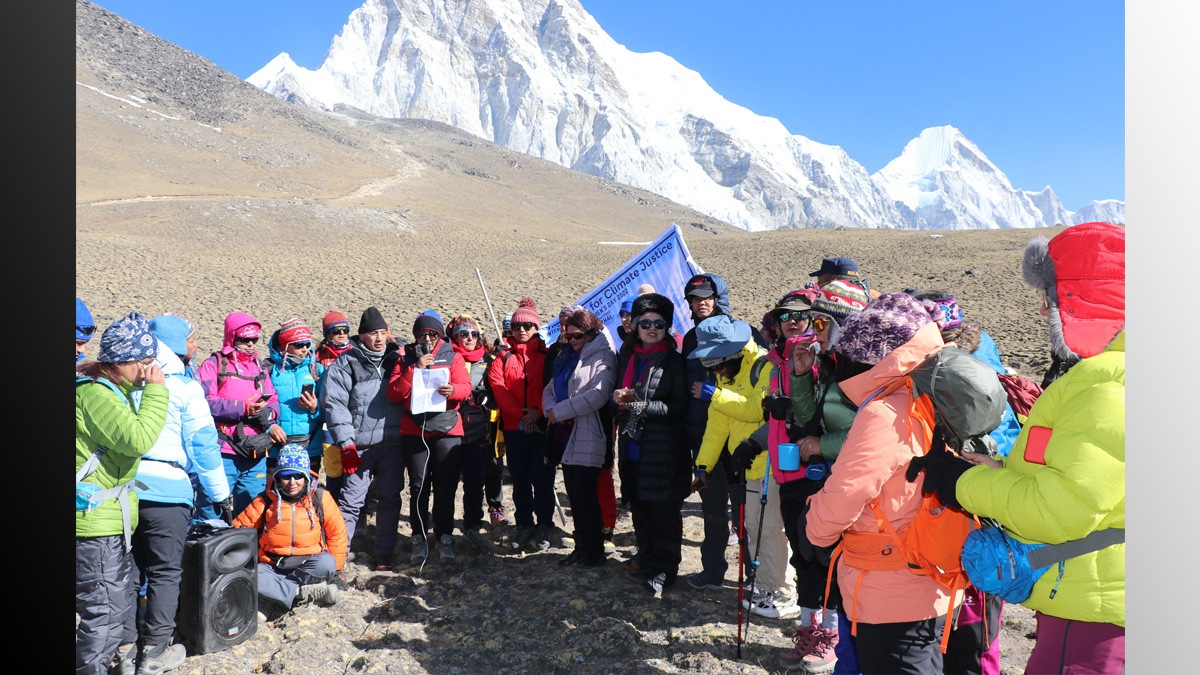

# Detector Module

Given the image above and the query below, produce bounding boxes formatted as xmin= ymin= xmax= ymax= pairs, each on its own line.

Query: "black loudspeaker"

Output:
xmin=177 ymin=526 xmax=258 ymax=654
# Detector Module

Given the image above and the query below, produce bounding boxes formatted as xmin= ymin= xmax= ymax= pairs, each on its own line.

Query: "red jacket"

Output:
xmin=234 ymin=482 xmax=348 ymax=571
xmin=488 ymin=336 xmax=548 ymax=431
xmin=387 ymin=338 xmax=471 ymax=437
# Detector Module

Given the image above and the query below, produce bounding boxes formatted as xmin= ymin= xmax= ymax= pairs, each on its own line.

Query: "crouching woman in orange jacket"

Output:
xmin=234 ymin=444 xmax=348 ymax=610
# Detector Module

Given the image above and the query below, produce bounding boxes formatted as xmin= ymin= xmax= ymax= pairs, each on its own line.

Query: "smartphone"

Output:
xmin=302 ymin=383 xmax=315 ymax=396
xmin=258 ymin=394 xmax=270 ymax=402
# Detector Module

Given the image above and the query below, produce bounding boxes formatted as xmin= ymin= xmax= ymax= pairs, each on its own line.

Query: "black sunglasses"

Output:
xmin=512 ymin=322 xmax=537 ymax=331
xmin=77 ymin=325 xmax=97 ymax=336
xmin=235 ymin=336 xmax=259 ymax=344
xmin=777 ymin=311 xmax=811 ymax=323
xmin=638 ymin=319 xmax=668 ymax=330
xmin=564 ymin=331 xmax=587 ymax=342
xmin=288 ymin=342 xmax=311 ymax=350
xmin=327 ymin=328 xmax=349 ymax=336
xmin=454 ymin=330 xmax=482 ymax=339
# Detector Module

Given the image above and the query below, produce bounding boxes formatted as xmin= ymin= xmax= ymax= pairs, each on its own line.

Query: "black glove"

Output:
xmin=905 ymin=427 xmax=972 ymax=509
xmin=794 ymin=503 xmax=836 ymax=567
xmin=762 ymin=394 xmax=792 ymax=421
xmin=730 ymin=437 xmax=764 ymax=471
xmin=217 ymin=498 xmax=236 ymax=525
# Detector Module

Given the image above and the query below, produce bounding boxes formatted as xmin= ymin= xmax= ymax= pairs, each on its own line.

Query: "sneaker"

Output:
xmin=410 ymin=534 xmax=428 ymax=565
xmin=741 ymin=586 xmax=771 ymax=609
xmin=512 ymin=525 xmax=536 ymax=548
xmin=644 ymin=572 xmax=667 ymax=595
xmin=439 ymin=534 xmax=456 ymax=563
xmin=602 ymin=527 xmax=616 ymax=554
xmin=684 ymin=571 xmax=725 ymax=591
xmin=535 ymin=524 xmax=554 ymax=550
xmin=488 ymin=507 xmax=513 ymax=528
xmin=779 ymin=626 xmax=839 ymax=673
xmin=296 ymin=582 xmax=339 ymax=607
xmin=751 ymin=590 xmax=801 ymax=619
xmin=136 ymin=640 xmax=185 ymax=675
xmin=464 ymin=528 xmax=490 ymax=552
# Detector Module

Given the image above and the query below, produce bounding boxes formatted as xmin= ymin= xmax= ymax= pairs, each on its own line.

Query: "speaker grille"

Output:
xmin=208 ymin=574 xmax=257 ymax=641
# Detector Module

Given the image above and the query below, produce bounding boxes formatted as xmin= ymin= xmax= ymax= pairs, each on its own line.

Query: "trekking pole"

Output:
xmin=475 ymin=268 xmax=503 ymax=340
xmin=741 ymin=461 xmax=772 ymax=656
xmin=726 ymin=459 xmax=748 ymax=659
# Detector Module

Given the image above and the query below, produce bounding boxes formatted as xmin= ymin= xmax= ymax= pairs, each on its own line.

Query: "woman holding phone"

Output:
xmin=265 ymin=317 xmax=326 ymax=475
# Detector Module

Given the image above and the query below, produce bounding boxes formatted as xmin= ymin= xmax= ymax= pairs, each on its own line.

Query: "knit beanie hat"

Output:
xmin=630 ymin=293 xmax=675 ymax=325
xmin=275 ymin=443 xmax=311 ymax=477
xmin=413 ymin=312 xmax=445 ymax=337
xmin=358 ymin=306 xmax=388 ymax=334
xmin=76 ymin=298 xmax=95 ymax=341
xmin=322 ymin=311 xmax=350 ymax=335
xmin=446 ymin=315 xmax=482 ymax=337
xmin=98 ymin=311 xmax=158 ymax=363
xmin=559 ymin=305 xmax=584 ymax=321
xmin=636 ymin=283 xmax=656 ymax=295
xmin=511 ymin=297 xmax=540 ymax=327
xmin=149 ymin=314 xmax=192 ymax=358
xmin=835 ymin=293 xmax=942 ymax=365
xmin=278 ymin=317 xmax=312 ymax=347
xmin=811 ymin=280 xmax=870 ymax=325
xmin=910 ymin=291 xmax=963 ymax=329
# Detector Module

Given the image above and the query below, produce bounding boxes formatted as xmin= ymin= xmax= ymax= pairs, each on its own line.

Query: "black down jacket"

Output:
xmin=614 ymin=345 xmax=692 ymax=503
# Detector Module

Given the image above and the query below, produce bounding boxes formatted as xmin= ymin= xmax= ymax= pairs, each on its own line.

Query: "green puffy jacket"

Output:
xmin=75 ymin=377 xmax=169 ymax=538
xmin=958 ymin=331 xmax=1124 ymax=626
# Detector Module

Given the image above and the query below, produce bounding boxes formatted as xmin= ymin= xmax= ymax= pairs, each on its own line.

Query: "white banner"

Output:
xmin=542 ymin=224 xmax=704 ymax=344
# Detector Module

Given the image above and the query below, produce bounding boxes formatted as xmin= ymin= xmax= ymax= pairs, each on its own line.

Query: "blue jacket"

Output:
xmin=975 ymin=330 xmax=1021 ymax=457
xmin=265 ymin=329 xmax=326 ymax=456
xmin=132 ymin=340 xmax=230 ymax=506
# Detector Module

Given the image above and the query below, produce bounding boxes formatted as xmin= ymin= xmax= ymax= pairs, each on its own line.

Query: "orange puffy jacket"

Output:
xmin=234 ymin=482 xmax=348 ymax=571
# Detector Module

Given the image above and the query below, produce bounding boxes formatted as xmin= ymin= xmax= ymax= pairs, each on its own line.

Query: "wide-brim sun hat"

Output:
xmin=687 ymin=315 xmax=751 ymax=359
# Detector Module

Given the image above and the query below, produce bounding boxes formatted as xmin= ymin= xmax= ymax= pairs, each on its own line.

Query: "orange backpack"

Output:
xmin=826 ymin=376 xmax=980 ymax=653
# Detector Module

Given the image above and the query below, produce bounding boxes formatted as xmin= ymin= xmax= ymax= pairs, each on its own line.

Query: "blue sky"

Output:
xmin=92 ymin=0 xmax=1124 ymax=211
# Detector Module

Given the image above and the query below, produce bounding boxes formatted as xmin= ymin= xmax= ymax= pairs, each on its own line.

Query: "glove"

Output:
xmin=340 ymin=444 xmax=361 ymax=475
xmin=794 ymin=503 xmax=837 ymax=567
xmin=698 ymin=383 xmax=717 ymax=401
xmin=762 ymin=394 xmax=791 ymax=421
xmin=730 ymin=437 xmax=764 ymax=471
xmin=216 ymin=498 xmax=235 ymax=525
xmin=905 ymin=427 xmax=971 ymax=509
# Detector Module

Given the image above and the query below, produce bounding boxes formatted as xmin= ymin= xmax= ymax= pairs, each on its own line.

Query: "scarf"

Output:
xmin=552 ymin=348 xmax=580 ymax=403
xmin=452 ymin=341 xmax=486 ymax=363
xmin=622 ymin=340 xmax=672 ymax=390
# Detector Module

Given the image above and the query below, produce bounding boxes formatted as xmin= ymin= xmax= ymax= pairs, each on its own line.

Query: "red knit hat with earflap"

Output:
xmin=278 ymin=317 xmax=311 ymax=347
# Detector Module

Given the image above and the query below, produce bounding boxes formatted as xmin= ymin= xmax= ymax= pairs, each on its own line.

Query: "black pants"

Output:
xmin=855 ymin=614 xmax=947 ymax=675
xmin=563 ymin=464 xmax=603 ymax=557
xmin=631 ymin=498 xmax=684 ymax=580
xmin=130 ymin=501 xmax=191 ymax=646
xmin=698 ymin=455 xmax=735 ymax=580
xmin=779 ymin=477 xmax=841 ymax=611
xmin=460 ymin=434 xmax=504 ymax=530
xmin=403 ymin=433 xmax=462 ymax=538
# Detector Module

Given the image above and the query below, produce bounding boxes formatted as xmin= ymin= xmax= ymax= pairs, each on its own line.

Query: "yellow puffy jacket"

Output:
xmin=958 ymin=330 xmax=1124 ymax=626
xmin=694 ymin=341 xmax=775 ymax=481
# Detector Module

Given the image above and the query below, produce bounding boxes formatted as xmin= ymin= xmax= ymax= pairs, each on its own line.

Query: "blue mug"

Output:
xmin=777 ymin=443 xmax=801 ymax=472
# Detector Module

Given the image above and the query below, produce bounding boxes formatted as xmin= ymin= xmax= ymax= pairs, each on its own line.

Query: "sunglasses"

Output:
xmin=288 ymin=341 xmax=311 ymax=350
xmin=77 ymin=325 xmax=97 ymax=336
xmin=455 ymin=330 xmax=482 ymax=339
xmin=235 ymin=336 xmax=259 ymax=344
xmin=564 ymin=331 xmax=588 ymax=342
xmin=416 ymin=331 xmax=440 ymax=340
xmin=811 ymin=316 xmax=831 ymax=331
xmin=275 ymin=473 xmax=306 ymax=481
xmin=512 ymin=322 xmax=537 ymax=331
xmin=638 ymin=319 xmax=668 ymax=330
xmin=328 ymin=328 xmax=349 ymax=336
xmin=777 ymin=311 xmax=811 ymax=323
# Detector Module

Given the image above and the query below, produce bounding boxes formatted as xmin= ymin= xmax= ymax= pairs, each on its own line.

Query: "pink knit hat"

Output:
xmin=511 ymin=297 xmax=540 ymax=327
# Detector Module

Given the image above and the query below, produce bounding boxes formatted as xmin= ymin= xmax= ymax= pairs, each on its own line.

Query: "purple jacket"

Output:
xmin=196 ymin=312 xmax=280 ymax=456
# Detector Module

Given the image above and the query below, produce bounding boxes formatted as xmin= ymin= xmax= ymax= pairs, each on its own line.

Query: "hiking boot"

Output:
xmin=296 ymin=582 xmax=339 ymax=607
xmin=684 ymin=571 xmax=725 ymax=591
xmin=439 ymin=534 xmax=456 ymax=563
xmin=558 ymin=549 xmax=585 ymax=567
xmin=751 ymin=590 xmax=801 ymax=619
xmin=112 ymin=645 xmax=137 ymax=675
xmin=488 ymin=507 xmax=513 ymax=528
xmin=644 ymin=572 xmax=667 ymax=596
xmin=464 ymin=528 xmax=490 ymax=552
xmin=410 ymin=534 xmax=428 ymax=565
xmin=534 ymin=524 xmax=555 ymax=550
xmin=602 ymin=527 xmax=616 ymax=554
xmin=511 ymin=525 xmax=536 ymax=548
xmin=136 ymin=640 xmax=185 ymax=675
xmin=372 ymin=554 xmax=391 ymax=571
xmin=780 ymin=626 xmax=839 ymax=673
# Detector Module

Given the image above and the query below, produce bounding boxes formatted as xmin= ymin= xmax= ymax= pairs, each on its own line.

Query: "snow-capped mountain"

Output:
xmin=249 ymin=0 xmax=1121 ymax=231
xmin=1072 ymin=199 xmax=1125 ymax=226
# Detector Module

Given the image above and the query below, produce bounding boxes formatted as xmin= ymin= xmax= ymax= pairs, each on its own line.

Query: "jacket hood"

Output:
xmin=839 ymin=322 xmax=946 ymax=407
xmin=221 ymin=312 xmax=261 ymax=351
xmin=151 ymin=339 xmax=185 ymax=377
xmin=690 ymin=273 xmax=731 ymax=321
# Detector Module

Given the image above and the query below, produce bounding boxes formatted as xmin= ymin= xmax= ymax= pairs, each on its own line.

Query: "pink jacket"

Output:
xmin=196 ymin=312 xmax=280 ymax=456
xmin=805 ymin=322 xmax=955 ymax=624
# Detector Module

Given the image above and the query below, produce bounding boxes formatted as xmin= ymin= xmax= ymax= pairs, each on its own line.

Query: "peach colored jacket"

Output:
xmin=805 ymin=322 xmax=957 ymax=625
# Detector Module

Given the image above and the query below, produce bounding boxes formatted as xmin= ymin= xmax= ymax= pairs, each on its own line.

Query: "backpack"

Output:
xmin=996 ymin=373 xmax=1043 ymax=419
xmin=830 ymin=347 xmax=1004 ymax=653
xmin=209 ymin=351 xmax=276 ymax=458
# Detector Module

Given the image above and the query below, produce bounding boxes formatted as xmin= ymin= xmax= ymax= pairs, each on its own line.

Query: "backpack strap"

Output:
xmin=1026 ymin=528 xmax=1124 ymax=570
xmin=749 ymin=355 xmax=771 ymax=387
xmin=75 ymin=376 xmax=145 ymax=551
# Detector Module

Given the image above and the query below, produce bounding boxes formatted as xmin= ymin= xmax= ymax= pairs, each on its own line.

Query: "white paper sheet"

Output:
xmin=411 ymin=368 xmax=449 ymax=413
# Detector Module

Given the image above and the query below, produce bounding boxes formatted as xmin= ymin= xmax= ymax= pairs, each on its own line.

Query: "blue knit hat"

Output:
xmin=275 ymin=444 xmax=310 ymax=477
xmin=98 ymin=312 xmax=158 ymax=363
xmin=149 ymin=315 xmax=192 ymax=358
xmin=76 ymin=298 xmax=96 ymax=341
